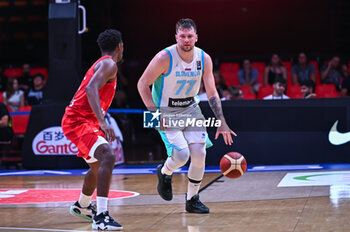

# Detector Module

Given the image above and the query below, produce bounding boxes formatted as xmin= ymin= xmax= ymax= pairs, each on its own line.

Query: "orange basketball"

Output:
xmin=220 ymin=152 xmax=247 ymax=178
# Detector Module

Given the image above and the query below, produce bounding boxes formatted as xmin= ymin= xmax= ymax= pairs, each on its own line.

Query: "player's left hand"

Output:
xmin=215 ymin=122 xmax=237 ymax=145
xmin=100 ymin=122 xmax=116 ymax=142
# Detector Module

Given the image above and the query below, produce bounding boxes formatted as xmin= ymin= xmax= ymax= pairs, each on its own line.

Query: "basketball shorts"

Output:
xmin=159 ymin=129 xmax=213 ymax=157
xmin=61 ymin=114 xmax=108 ymax=163
xmin=158 ymin=105 xmax=213 ymax=157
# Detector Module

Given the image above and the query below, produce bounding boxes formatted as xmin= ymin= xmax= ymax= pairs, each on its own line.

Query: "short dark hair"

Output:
xmin=299 ymin=52 xmax=308 ymax=58
xmin=242 ymin=58 xmax=251 ymax=67
xmin=300 ymin=79 xmax=315 ymax=91
xmin=97 ymin=29 xmax=122 ymax=52
xmin=228 ymin=86 xmax=242 ymax=97
xmin=176 ymin=18 xmax=197 ymax=33
xmin=33 ymin=73 xmax=44 ymax=80
xmin=273 ymin=76 xmax=287 ymax=85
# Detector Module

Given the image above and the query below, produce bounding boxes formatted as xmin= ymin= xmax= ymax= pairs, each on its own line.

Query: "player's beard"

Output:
xmin=179 ymin=44 xmax=194 ymax=52
xmin=276 ymin=89 xmax=284 ymax=96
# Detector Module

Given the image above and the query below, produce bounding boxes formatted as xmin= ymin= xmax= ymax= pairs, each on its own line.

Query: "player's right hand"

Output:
xmin=100 ymin=122 xmax=116 ymax=142
xmin=215 ymin=122 xmax=237 ymax=146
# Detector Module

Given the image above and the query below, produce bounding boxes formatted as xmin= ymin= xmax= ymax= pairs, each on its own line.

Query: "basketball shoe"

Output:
xmin=70 ymin=201 xmax=96 ymax=221
xmin=157 ymin=164 xmax=173 ymax=201
xmin=185 ymin=194 xmax=209 ymax=214
xmin=92 ymin=211 xmax=123 ymax=231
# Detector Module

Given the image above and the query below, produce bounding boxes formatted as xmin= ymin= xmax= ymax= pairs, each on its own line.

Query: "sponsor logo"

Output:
xmin=0 ymin=189 xmax=139 ymax=204
xmin=328 ymin=120 xmax=350 ymax=145
xmin=278 ymin=171 xmax=350 ymax=187
xmin=197 ymin=61 xmax=201 ymax=70
xmin=143 ymin=110 xmax=161 ymax=128
xmin=163 ymin=117 xmax=221 ymax=128
xmin=32 ymin=126 xmax=79 ymax=155
xmin=143 ymin=109 xmax=221 ymax=129
xmin=168 ymin=97 xmax=194 ymax=107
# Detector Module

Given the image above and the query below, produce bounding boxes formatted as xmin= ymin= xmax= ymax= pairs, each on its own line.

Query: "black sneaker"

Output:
xmin=157 ymin=164 xmax=173 ymax=201
xmin=185 ymin=194 xmax=209 ymax=214
xmin=92 ymin=211 xmax=123 ymax=231
xmin=69 ymin=201 xmax=96 ymax=221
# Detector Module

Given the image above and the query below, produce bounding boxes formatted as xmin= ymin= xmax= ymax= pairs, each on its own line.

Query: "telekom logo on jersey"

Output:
xmin=32 ymin=126 xmax=78 ymax=155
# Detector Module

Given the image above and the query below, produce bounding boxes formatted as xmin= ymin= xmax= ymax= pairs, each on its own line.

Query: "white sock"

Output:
xmin=78 ymin=192 xmax=92 ymax=208
xmin=96 ymin=196 xmax=108 ymax=215
xmin=161 ymin=162 xmax=173 ymax=175
xmin=187 ymin=180 xmax=201 ymax=200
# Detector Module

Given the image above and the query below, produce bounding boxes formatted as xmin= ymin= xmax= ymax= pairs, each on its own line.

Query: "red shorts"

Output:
xmin=61 ymin=114 xmax=105 ymax=159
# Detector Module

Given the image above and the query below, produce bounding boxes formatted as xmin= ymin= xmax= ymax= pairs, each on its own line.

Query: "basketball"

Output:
xmin=220 ymin=152 xmax=247 ymax=178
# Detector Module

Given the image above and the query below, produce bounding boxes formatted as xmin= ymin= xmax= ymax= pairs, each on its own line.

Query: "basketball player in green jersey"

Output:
xmin=138 ymin=18 xmax=236 ymax=213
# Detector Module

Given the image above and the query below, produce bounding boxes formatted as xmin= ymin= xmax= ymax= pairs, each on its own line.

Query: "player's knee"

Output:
xmin=189 ymin=144 xmax=206 ymax=167
xmin=173 ymin=147 xmax=190 ymax=166
xmin=95 ymin=144 xmax=115 ymax=164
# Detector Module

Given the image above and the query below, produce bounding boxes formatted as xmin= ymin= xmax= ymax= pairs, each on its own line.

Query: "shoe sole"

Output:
xmin=185 ymin=209 xmax=210 ymax=214
xmin=92 ymin=223 xmax=123 ymax=230
xmin=69 ymin=206 xmax=93 ymax=222
xmin=157 ymin=164 xmax=173 ymax=201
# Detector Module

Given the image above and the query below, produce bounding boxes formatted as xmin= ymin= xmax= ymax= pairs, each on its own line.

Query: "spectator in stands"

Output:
xmin=0 ymin=102 xmax=14 ymax=141
xmin=300 ymin=80 xmax=316 ymax=99
xmin=213 ymin=70 xmax=227 ymax=98
xmin=238 ymin=59 xmax=260 ymax=93
xmin=224 ymin=86 xmax=243 ymax=100
xmin=340 ymin=67 xmax=350 ymax=97
xmin=264 ymin=53 xmax=287 ymax=85
xmin=341 ymin=64 xmax=348 ymax=78
xmin=264 ymin=76 xmax=289 ymax=100
xmin=0 ymin=66 xmax=7 ymax=92
xmin=18 ymin=63 xmax=33 ymax=92
xmin=320 ymin=56 xmax=342 ymax=89
xmin=26 ymin=73 xmax=45 ymax=105
xmin=291 ymin=52 xmax=316 ymax=85
xmin=3 ymin=78 xmax=25 ymax=111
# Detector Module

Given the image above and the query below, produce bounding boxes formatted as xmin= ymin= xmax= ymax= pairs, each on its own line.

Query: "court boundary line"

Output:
xmin=1 ymin=163 xmax=350 ymax=176
xmin=199 ymin=174 xmax=223 ymax=193
xmin=0 ymin=227 xmax=91 ymax=232
xmin=0 ymin=188 xmax=139 ymax=205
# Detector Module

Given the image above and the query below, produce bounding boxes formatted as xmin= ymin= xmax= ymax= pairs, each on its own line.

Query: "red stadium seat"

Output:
xmin=282 ymin=61 xmax=292 ymax=86
xmin=323 ymin=92 xmax=339 ymax=98
xmin=282 ymin=61 xmax=292 ymax=74
xmin=309 ymin=60 xmax=320 ymax=85
xmin=12 ymin=106 xmax=31 ymax=135
xmin=243 ymin=93 xmax=256 ymax=100
xmin=239 ymin=86 xmax=257 ymax=99
xmin=0 ymin=92 xmax=3 ymax=103
xmin=315 ymin=84 xmax=337 ymax=98
xmin=251 ymin=62 xmax=266 ymax=85
xmin=257 ymin=85 xmax=274 ymax=99
xmin=220 ymin=62 xmax=239 ymax=86
xmin=287 ymin=85 xmax=301 ymax=98
xmin=4 ymin=68 xmax=22 ymax=78
xmin=30 ymin=67 xmax=48 ymax=79
xmin=239 ymin=86 xmax=253 ymax=95
xmin=289 ymin=92 xmax=303 ymax=99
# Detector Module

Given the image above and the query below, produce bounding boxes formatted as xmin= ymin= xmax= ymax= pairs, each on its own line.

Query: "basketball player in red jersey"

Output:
xmin=61 ymin=29 xmax=123 ymax=231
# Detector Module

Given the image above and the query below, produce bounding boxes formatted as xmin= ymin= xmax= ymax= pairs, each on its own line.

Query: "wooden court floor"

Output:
xmin=1 ymin=171 xmax=350 ymax=232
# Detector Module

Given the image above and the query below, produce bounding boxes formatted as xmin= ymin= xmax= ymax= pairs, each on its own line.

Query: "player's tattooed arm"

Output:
xmin=208 ymin=96 xmax=225 ymax=122
xmin=202 ymin=52 xmax=236 ymax=145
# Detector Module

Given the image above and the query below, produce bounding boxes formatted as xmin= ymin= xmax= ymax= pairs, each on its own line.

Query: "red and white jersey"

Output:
xmin=64 ymin=55 xmax=117 ymax=123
